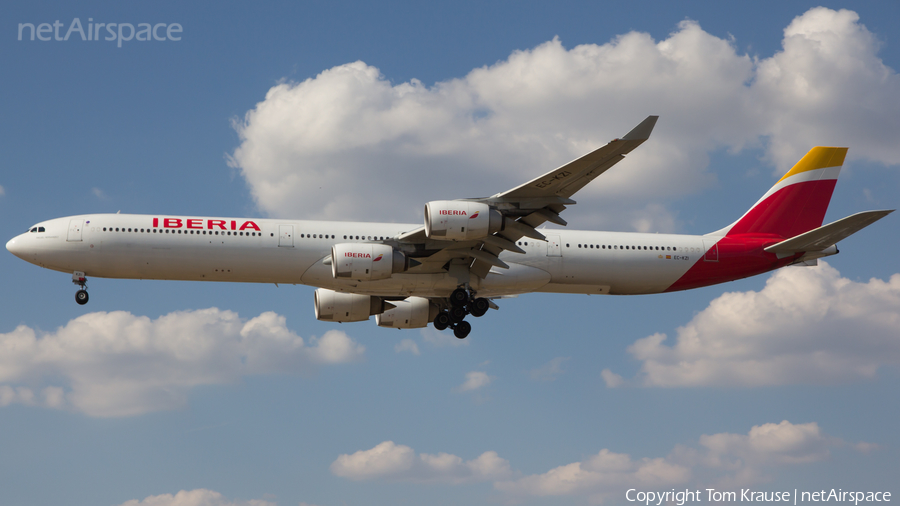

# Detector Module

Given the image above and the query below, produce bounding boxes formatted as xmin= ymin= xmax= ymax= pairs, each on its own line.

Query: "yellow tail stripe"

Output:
xmin=777 ymin=147 xmax=848 ymax=183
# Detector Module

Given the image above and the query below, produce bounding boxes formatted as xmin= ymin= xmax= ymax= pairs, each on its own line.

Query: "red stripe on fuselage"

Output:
xmin=665 ymin=234 xmax=799 ymax=292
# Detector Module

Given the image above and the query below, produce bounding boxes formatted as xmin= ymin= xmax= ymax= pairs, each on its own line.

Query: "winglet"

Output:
xmin=621 ymin=115 xmax=658 ymax=141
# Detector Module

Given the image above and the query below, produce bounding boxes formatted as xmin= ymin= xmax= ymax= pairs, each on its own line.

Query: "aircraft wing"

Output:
xmin=396 ymin=116 xmax=658 ymax=279
xmin=764 ymin=209 xmax=894 ymax=254
xmin=491 ymin=115 xmax=659 ymax=201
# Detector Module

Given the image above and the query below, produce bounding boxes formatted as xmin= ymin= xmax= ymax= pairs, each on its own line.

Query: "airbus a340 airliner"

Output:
xmin=7 ymin=116 xmax=893 ymax=338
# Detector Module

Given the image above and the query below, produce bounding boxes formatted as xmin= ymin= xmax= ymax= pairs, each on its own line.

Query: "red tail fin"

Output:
xmin=720 ymin=147 xmax=847 ymax=238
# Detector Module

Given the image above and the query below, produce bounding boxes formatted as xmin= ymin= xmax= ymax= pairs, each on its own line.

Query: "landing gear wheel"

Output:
xmin=469 ymin=297 xmax=489 ymax=317
xmin=453 ymin=321 xmax=471 ymax=339
xmin=449 ymin=288 xmax=469 ymax=307
xmin=75 ymin=289 xmax=89 ymax=305
xmin=433 ymin=312 xmax=451 ymax=331
xmin=448 ymin=305 xmax=468 ymax=323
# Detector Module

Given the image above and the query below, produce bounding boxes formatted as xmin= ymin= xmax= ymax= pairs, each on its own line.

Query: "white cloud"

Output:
xmin=92 ymin=187 xmax=107 ymax=200
xmin=608 ymin=262 xmax=900 ymax=387
xmin=229 ymin=8 xmax=899 ymax=233
xmin=495 ymin=420 xmax=861 ymax=502
xmin=456 ymin=371 xmax=492 ymax=392
xmin=699 ymin=421 xmax=831 ymax=467
xmin=600 ymin=368 xmax=625 ymax=388
xmin=330 ymin=440 xmax=512 ymax=484
xmin=331 ymin=422 xmax=866 ymax=502
xmin=394 ymin=338 xmax=420 ymax=355
xmin=117 ymin=489 xmax=275 ymax=506
xmin=0 ymin=309 xmax=364 ymax=417
xmin=752 ymin=8 xmax=900 ymax=171
xmin=495 ymin=448 xmax=689 ymax=500
xmin=529 ymin=356 xmax=569 ymax=381
xmin=0 ymin=184 xmax=5 ymax=196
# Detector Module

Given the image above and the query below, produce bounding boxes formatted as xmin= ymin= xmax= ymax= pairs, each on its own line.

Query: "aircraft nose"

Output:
xmin=6 ymin=236 xmax=25 ymax=258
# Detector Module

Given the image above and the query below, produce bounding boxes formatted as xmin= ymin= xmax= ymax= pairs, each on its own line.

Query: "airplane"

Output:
xmin=6 ymin=116 xmax=893 ymax=339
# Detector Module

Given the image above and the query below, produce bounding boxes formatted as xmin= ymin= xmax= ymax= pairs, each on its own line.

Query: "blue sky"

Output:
xmin=2 ymin=1 xmax=899 ymax=505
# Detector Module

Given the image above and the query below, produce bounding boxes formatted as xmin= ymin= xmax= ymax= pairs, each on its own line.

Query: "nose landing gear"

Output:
xmin=431 ymin=287 xmax=490 ymax=339
xmin=73 ymin=271 xmax=89 ymax=305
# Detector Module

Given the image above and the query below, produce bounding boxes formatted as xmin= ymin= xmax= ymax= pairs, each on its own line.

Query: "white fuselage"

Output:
xmin=7 ymin=213 xmax=711 ymax=297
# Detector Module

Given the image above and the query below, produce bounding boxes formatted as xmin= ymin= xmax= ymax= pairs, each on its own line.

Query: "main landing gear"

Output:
xmin=73 ymin=271 xmax=89 ymax=305
xmin=432 ymin=287 xmax=490 ymax=339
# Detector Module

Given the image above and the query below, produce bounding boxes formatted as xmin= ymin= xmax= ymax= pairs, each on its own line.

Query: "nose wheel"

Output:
xmin=431 ymin=287 xmax=490 ymax=338
xmin=72 ymin=271 xmax=89 ymax=305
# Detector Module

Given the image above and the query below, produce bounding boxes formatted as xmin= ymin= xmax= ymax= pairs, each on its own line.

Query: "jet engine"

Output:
xmin=314 ymin=288 xmax=383 ymax=322
xmin=375 ymin=297 xmax=438 ymax=329
xmin=424 ymin=201 xmax=502 ymax=241
xmin=331 ymin=243 xmax=409 ymax=281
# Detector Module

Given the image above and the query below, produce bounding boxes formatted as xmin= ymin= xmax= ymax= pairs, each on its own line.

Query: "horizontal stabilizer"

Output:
xmin=765 ymin=210 xmax=894 ymax=254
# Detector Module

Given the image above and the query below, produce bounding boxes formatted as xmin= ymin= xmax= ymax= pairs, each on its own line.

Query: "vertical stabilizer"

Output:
xmin=713 ymin=147 xmax=847 ymax=238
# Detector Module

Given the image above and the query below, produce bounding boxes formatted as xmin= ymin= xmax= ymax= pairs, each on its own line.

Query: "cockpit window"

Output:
xmin=30 ymin=227 xmax=37 ymax=232
xmin=38 ymin=227 xmax=45 ymax=232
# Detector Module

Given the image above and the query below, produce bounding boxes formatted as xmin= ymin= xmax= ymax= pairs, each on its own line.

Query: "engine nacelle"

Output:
xmin=375 ymin=297 xmax=438 ymax=329
xmin=424 ymin=201 xmax=502 ymax=241
xmin=314 ymin=288 xmax=382 ymax=322
xmin=331 ymin=243 xmax=409 ymax=281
